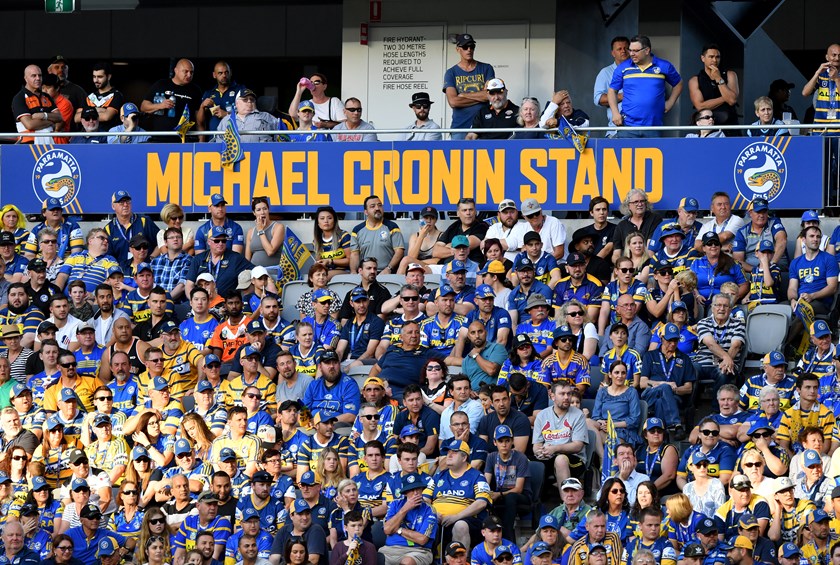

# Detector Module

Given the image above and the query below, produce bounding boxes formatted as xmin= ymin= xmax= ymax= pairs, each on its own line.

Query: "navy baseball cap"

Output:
xmin=663 ymin=323 xmax=681 ymax=341
xmin=401 ymin=472 xmax=425 ymax=493
xmin=494 ymin=425 xmax=513 ymax=440
xmin=751 ymin=197 xmax=769 ymax=212
xmin=210 ymin=194 xmax=227 ymax=206
xmin=111 ymin=190 xmax=131 ymax=203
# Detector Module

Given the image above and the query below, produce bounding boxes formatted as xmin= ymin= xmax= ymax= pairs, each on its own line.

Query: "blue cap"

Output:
xmin=246 ymin=319 xmax=265 ymax=334
xmin=300 ymin=470 xmax=319 ymax=485
xmin=751 ymin=197 xmax=769 ymax=212
xmin=747 ymin=417 xmax=773 ymax=436
xmin=92 ymin=413 xmax=111 ymax=427
xmin=538 ymin=515 xmax=559 ymax=530
xmin=807 ymin=509 xmax=830 ymax=525
xmin=45 ymin=414 xmax=64 ymax=430
xmin=494 ymin=424 xmax=513 ymax=440
xmin=106 ymin=265 xmax=124 ymax=277
xmin=679 ymin=197 xmax=699 ymax=212
xmin=204 ymin=353 xmax=221 ymax=366
xmin=11 ymin=383 xmax=29 ymax=398
xmin=242 ymin=507 xmax=261 ymax=521
xmin=299 ymin=100 xmax=315 ymax=112
xmin=209 ymin=225 xmax=227 ymax=239
xmin=136 ymin=262 xmax=152 ymax=274
xmin=448 ymin=260 xmax=467 ymax=273
xmin=515 ymin=257 xmax=535 ymax=271
xmin=240 ymin=345 xmax=261 ymax=359
xmin=691 ymin=451 xmax=711 ymax=465
xmin=401 ymin=472 xmax=425 ymax=493
xmin=174 ymin=438 xmax=192 ymax=455
xmin=804 ymin=449 xmax=822 ymax=467
xmin=31 ymin=475 xmax=49 ymax=491
xmin=59 ymin=388 xmax=78 ymax=402
xmin=70 ymin=477 xmax=89 ymax=491
xmin=552 ymin=324 xmax=574 ymax=341
xmin=434 ymin=284 xmax=456 ymax=299
xmin=350 ymin=286 xmax=369 ymax=301
xmin=494 ymin=546 xmax=514 ymax=560
xmin=219 ymin=447 xmax=237 ymax=461
xmin=644 ymin=417 xmax=665 ymax=431
xmin=152 ymin=376 xmax=169 ymax=391
xmin=663 ymin=323 xmax=681 ymax=341
xmin=196 ymin=379 xmax=213 ymax=392
xmin=312 ymin=288 xmax=331 ymax=303
xmin=399 ymin=424 xmax=421 ymax=438
xmin=111 ymin=190 xmax=131 ymax=203
xmin=44 ymin=197 xmax=63 ymax=210
xmin=763 ymin=350 xmax=786 ymax=367
xmin=757 ymin=239 xmax=774 ymax=253
xmin=97 ymin=537 xmax=118 ymax=558
xmin=475 ymin=284 xmax=496 ymax=299
xmin=801 ymin=210 xmax=820 ymax=224
xmin=121 ymin=102 xmax=139 ymax=117
xmin=131 ymin=445 xmax=149 ymax=460
xmin=160 ymin=320 xmax=179 ymax=333
xmin=782 ymin=543 xmax=801 ymax=558
xmin=292 ymin=498 xmax=311 ymax=514
xmin=451 ymin=235 xmax=470 ymax=248
xmin=659 ymin=224 xmax=685 ymax=240
xmin=19 ymin=502 xmax=39 ymax=516
xmin=811 ymin=320 xmax=831 ymax=338
xmin=210 ymin=194 xmax=227 ymax=206
xmin=0 ymin=472 xmax=10 ymax=484
xmin=669 ymin=300 xmax=688 ymax=313
xmin=532 ymin=542 xmax=552 ymax=557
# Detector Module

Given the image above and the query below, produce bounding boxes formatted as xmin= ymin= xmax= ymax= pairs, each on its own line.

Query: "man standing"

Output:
xmin=733 ymin=197 xmax=788 ymax=272
xmin=608 ymin=35 xmax=683 ymax=137
xmin=349 ymin=196 xmax=405 ymax=274
xmin=687 ymin=44 xmax=740 ymax=126
xmin=593 ymin=36 xmax=630 ymax=135
xmin=802 ymin=44 xmax=840 ymax=133
xmin=402 ymin=92 xmax=441 ymax=141
xmin=198 ymin=61 xmax=242 ymax=134
xmin=194 ymin=194 xmax=245 ymax=255
xmin=216 ymin=89 xmax=277 ymax=143
xmin=465 ymin=79 xmax=520 ymax=140
xmin=77 ymin=61 xmax=124 ymax=131
xmin=12 ymin=64 xmax=63 ymax=144
xmin=46 ymin=55 xmax=87 ymax=113
xmin=104 ymin=191 xmax=160 ymax=266
xmin=141 ymin=58 xmax=203 ymax=142
xmin=443 ymin=34 xmax=495 ymax=140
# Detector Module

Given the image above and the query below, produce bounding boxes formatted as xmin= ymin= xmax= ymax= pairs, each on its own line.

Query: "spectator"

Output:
xmin=693 ymin=294 xmax=745 ymax=411
xmin=746 ymin=97 xmax=789 ymax=138
xmin=553 ymin=253 xmax=603 ymax=320
xmin=290 ymin=100 xmax=332 ymax=142
xmin=194 ymin=194 xmax=244 ymax=255
xmin=506 ymin=258 xmax=553 ymax=328
xmin=518 ymin=199 xmax=566 ymax=260
xmin=332 ymin=98 xmax=377 ymax=142
xmin=216 ymin=89 xmax=277 ymax=143
xmin=12 ymin=64 xmax=64 ymax=144
xmin=541 ymin=90 xmax=590 ymax=129
xmin=70 ymin=108 xmax=105 ymax=144
xmin=398 ymin=207 xmax=443 ymax=273
xmin=788 ymin=225 xmax=838 ymax=326
xmin=594 ymin=36 xmax=630 ymax=136
xmin=465 ymin=79 xmax=520 ymax=140
xmin=39 ymin=74 xmax=72 ymax=144
xmin=443 ymin=34 xmax=494 ymax=140
xmin=768 ymin=79 xmax=798 ymax=122
xmin=566 ymin=512 xmax=621 ymax=565
xmin=197 ymin=61 xmax=241 ymax=134
xmin=542 ymin=325 xmax=590 ymax=396
xmin=677 ymin=418 xmax=736 ymax=489
xmin=682 ymin=450 xmax=726 ymax=518
xmin=349 ymin=196 xmax=405 ymax=274
xmin=514 ymin=294 xmax=555 ymax=359
xmin=510 ymin=231 xmax=561 ymax=289
xmin=311 ymin=206 xmax=350 ymax=279
xmin=556 ymin=300 xmax=599 ymax=362
xmin=591 ymin=360 xmax=642 ymax=451
xmin=691 ymin=232 xmax=748 ymax=305
xmin=107 ymin=102 xmax=151 ymax=144
xmin=24 ymin=199 xmax=83 ymax=261
xmin=600 ymin=294 xmax=652 ymax=355
xmin=104 ymin=191 xmax=160 ymax=267
xmin=468 ymin=516 xmax=521 ymax=565
xmin=533 ymin=382 xmax=587 ymax=497
xmin=287 ymin=73 xmax=345 ymax=129
xmin=687 ymin=44 xmax=740 ymax=126
xmin=140 ymin=58 xmax=202 ymax=143
xmin=401 ymin=92 xmax=442 ymax=141
xmin=611 ymin=190 xmax=664 ymax=263
xmin=640 ymin=323 xmax=695 ymax=438
xmin=694 ymin=192 xmax=745 ymax=252
xmin=380 ymin=471 xmax=436 ymax=565
xmin=802 ymin=43 xmax=840 ymax=132
xmin=733 ymin=197 xmax=788 ymax=273
xmin=776 ymin=372 xmax=834 ymax=455
xmin=685 ymin=109 xmax=724 ymax=138
xmin=608 ymin=35 xmax=682 ymax=137
xmin=510 ymin=96 xmax=543 ymax=139
xmin=186 ymin=228 xmax=253 ymax=298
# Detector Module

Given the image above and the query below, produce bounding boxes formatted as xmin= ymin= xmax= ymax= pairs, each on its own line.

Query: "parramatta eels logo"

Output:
xmin=32 ymin=149 xmax=81 ymax=206
xmin=733 ymin=141 xmax=787 ymax=203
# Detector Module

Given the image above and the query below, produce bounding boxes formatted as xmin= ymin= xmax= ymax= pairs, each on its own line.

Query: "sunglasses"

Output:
xmin=413 ymin=103 xmax=431 ymax=109
xmin=401 ymin=295 xmax=420 ymax=302
xmin=41 ymin=239 xmax=57 ymax=244
xmin=132 ymin=244 xmax=149 ymax=250
xmin=742 ymin=461 xmax=763 ymax=468
xmin=148 ymin=518 xmax=166 ymax=526
xmin=56 ymin=546 xmax=73 ymax=552
xmin=210 ymin=238 xmax=227 ymax=244
xmin=95 ymin=396 xmax=113 ymax=401
xmin=566 ymin=311 xmax=583 ymax=317
xmin=362 ymin=414 xmax=380 ymax=420
xmin=694 ymin=461 xmax=710 ymax=468
xmin=60 ymin=362 xmax=77 ymax=368
xmin=700 ymin=429 xmax=720 ymax=436
xmin=617 ymin=267 xmax=634 ymax=274
xmin=610 ymin=488 xmax=626 ymax=494
xmin=170 ymin=215 xmax=184 ymax=221
xmin=123 ymin=490 xmax=138 ymax=496
xmin=176 ymin=452 xmax=193 ymax=459
xmin=147 ymin=358 xmax=163 ymax=363
xmin=244 ymin=392 xmax=262 ymax=400
xmin=750 ymin=432 xmax=772 ymax=439
xmin=346 ymin=107 xmax=363 ymax=113
xmin=496 ymin=557 xmax=513 ymax=563
xmin=557 ymin=337 xmax=573 ymax=343
xmin=11 ymin=455 xmax=27 ymax=461
xmin=524 ymin=212 xmax=539 ymax=220
xmin=426 ymin=365 xmax=442 ymax=371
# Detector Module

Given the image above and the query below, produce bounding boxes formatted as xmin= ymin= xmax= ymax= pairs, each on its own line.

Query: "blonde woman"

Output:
xmin=155 ymin=203 xmax=194 ymax=256
xmin=315 ymin=447 xmax=347 ymax=502
xmin=556 ymin=300 xmax=598 ymax=361
xmin=664 ymin=493 xmax=705 ymax=550
xmin=0 ymin=204 xmax=29 ymax=254
xmin=682 ymin=451 xmax=725 ymax=517
xmin=622 ymin=231 xmax=652 ymax=281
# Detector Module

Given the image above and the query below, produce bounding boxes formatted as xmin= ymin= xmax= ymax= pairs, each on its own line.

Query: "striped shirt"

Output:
xmin=541 ymin=351 xmax=591 ymax=388
xmin=172 ymin=514 xmax=232 ymax=552
xmin=24 ymin=220 xmax=84 ymax=259
xmin=210 ymin=434 xmax=262 ymax=472
xmin=74 ymin=346 xmax=105 ymax=379
xmin=222 ymin=374 xmax=277 ymax=412
xmin=739 ymin=373 xmax=797 ymax=413
xmin=777 ymin=401 xmax=835 ymax=450
xmin=58 ymin=251 xmax=120 ymax=293
xmin=813 ymin=70 xmax=840 ymax=133
xmin=694 ymin=315 xmax=746 ymax=367
xmin=160 ymin=340 xmax=203 ymax=399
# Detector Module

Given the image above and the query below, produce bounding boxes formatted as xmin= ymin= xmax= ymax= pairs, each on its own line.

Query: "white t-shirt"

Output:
xmin=313 ymin=97 xmax=345 ymax=124
xmin=486 ymin=221 xmax=529 ymax=261
xmin=509 ymin=215 xmax=567 ymax=260
xmin=695 ymin=215 xmax=745 ymax=242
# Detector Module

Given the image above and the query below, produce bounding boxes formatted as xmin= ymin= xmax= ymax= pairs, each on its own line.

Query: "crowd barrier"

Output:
xmin=0 ymin=125 xmax=831 ymax=215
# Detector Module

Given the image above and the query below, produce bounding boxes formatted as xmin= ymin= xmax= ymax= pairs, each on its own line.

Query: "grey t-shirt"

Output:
xmin=275 ymin=374 xmax=313 ymax=405
xmin=350 ymin=220 xmax=405 ymax=269
xmin=532 ymin=405 xmax=588 ymax=459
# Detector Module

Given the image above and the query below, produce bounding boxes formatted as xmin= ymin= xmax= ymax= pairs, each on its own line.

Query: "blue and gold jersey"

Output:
xmin=515 ymin=318 xmax=556 ymax=355
xmin=420 ymin=314 xmax=467 ymax=356
xmin=426 ymin=467 xmax=491 ymax=517
xmin=354 ymin=469 xmax=388 ymax=511
xmin=179 ymin=315 xmax=219 ymax=350
xmin=677 ymin=442 xmax=737 ymax=481
xmin=348 ymin=429 xmax=397 ymax=472
xmin=554 ymin=274 xmax=603 ymax=307
xmin=512 ymin=251 xmax=560 ymax=286
xmin=290 ymin=343 xmax=323 ymax=378
xmin=600 ymin=280 xmax=649 ymax=324
xmin=296 ymin=433 xmax=351 ymax=479
xmin=600 ymin=345 xmax=643 ymax=383
xmin=74 ymin=345 xmax=105 ymax=379
xmin=317 ymin=231 xmax=352 ymax=262
xmin=739 ymin=373 xmax=797 ymax=413
xmin=541 ymin=352 xmax=590 ymax=388
xmin=235 ymin=493 xmax=283 ymax=534
xmin=107 ymin=376 xmax=140 ymax=415
xmin=497 ymin=359 xmax=545 ymax=387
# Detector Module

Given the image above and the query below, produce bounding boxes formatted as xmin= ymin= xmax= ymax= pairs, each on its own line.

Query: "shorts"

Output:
xmin=380 ymin=545 xmax=434 ymax=565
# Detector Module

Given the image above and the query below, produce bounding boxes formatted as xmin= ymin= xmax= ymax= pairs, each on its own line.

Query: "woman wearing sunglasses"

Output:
xmin=556 ymin=300 xmax=599 ymax=363
xmin=43 ymin=534 xmax=82 ymax=565
xmin=109 ymin=480 xmax=145 ymax=541
xmin=685 ymin=110 xmax=725 ymax=138
xmin=598 ymin=256 xmax=648 ymax=335
xmin=419 ymin=358 xmax=451 ymax=414
xmin=141 ymin=534 xmax=167 ymax=565
xmin=682 ymin=450 xmax=725 ymax=517
xmin=591 ymin=477 xmax=634 ymax=544
xmin=137 ymin=510 xmax=171 ymax=564
xmin=676 ymin=418 xmax=736 ymax=490
xmin=635 ymin=419 xmax=679 ymax=496
xmin=154 ymin=203 xmax=194 ymax=257
xmin=0 ymin=446 xmax=30 ymax=499
xmin=497 ymin=334 xmax=544 ymax=389
xmin=690 ymin=232 xmax=747 ymax=309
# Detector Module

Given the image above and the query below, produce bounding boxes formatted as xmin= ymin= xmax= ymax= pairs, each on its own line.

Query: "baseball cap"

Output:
xmin=31 ymin=476 xmax=49 ymax=491
xmin=494 ymin=546 xmax=514 ymax=560
xmin=702 ymin=232 xmax=721 ymax=246
xmin=804 ymin=449 xmax=822 ymax=467
xmin=684 ymin=543 xmax=706 ymax=558
xmin=246 ymin=319 xmax=265 ymax=334
xmin=691 ymin=451 xmax=710 ymax=466
xmin=131 ymin=445 xmax=150 ymax=460
xmin=350 ymin=287 xmax=369 ymax=302
xmin=240 ymin=345 xmax=261 ymax=359
xmin=159 ymin=320 xmax=179 ymax=334
xmin=719 ymin=536 xmax=754 ymax=551
xmin=298 ymin=100 xmax=315 ymax=113
xmin=237 ymin=270 xmax=253 ymax=290
xmin=757 ymin=239 xmax=775 ymax=253
xmin=252 ymin=265 xmax=270 ymax=280
xmin=209 ymin=225 xmax=228 ymax=238
xmin=0 ymin=232 xmax=15 ymax=246
xmin=774 ymin=476 xmax=795 ymax=493
xmin=523 ymin=230 xmax=542 ymax=245
xmin=560 ymin=478 xmax=584 ymax=491
xmin=498 ymin=199 xmax=516 ymax=212
xmin=318 ymin=350 xmax=340 ymax=364
xmin=747 ymin=418 xmax=774 ymax=436
xmin=70 ymin=477 xmax=89 ymax=491
xmin=59 ymin=388 xmax=78 ymax=403
xmin=204 ymin=354 xmax=221 ymax=366
xmin=750 ymin=197 xmax=769 ymax=212
xmin=697 ymin=517 xmax=718 ymax=534
xmin=448 ymin=439 xmax=471 ymax=456
xmin=0 ymin=472 xmax=10 ymax=485
xmin=730 ymin=475 xmax=752 ymax=491
xmin=762 ymin=350 xmax=785 ymax=367
xmin=770 ymin=79 xmax=795 ymax=91
xmin=196 ymin=379 xmax=214 ymax=393
xmin=10 ymin=382 xmax=29 ymax=398
xmin=566 ymin=252 xmax=586 ymax=266
xmin=219 ymin=447 xmax=237 ymax=462
xmin=80 ymin=503 xmax=102 ymax=519
xmin=236 ymin=89 xmax=257 ymax=101
xmin=531 ymin=542 xmax=552 ymax=557
xmin=610 ymin=322 xmax=629 ymax=335
xmin=19 ymin=502 xmax=39 ymax=516
xmin=493 ymin=425 xmax=513 ymax=440
xmin=401 ymin=472 xmax=425 ymax=493
xmin=241 ymin=507 xmax=261 ymax=521
xmin=538 ymin=515 xmax=560 ymax=530
xmin=292 ymin=498 xmax=311 ymax=514
xmin=482 ymin=516 xmax=502 ymax=531
xmin=679 ymin=197 xmax=700 ymax=212
xmin=811 ymin=319 xmax=831 ymax=338
xmin=197 ymin=491 xmax=220 ymax=504
xmin=434 ymin=284 xmax=456 ymax=299
xmin=486 ymin=78 xmax=506 ymax=92
xmin=454 ymin=34 xmax=475 ymax=48
xmin=420 ymin=206 xmax=438 ymax=218
xmin=76 ymin=320 xmax=95 ymax=334
xmin=174 ymin=438 xmax=192 ymax=456
xmin=552 ymin=324 xmax=574 ymax=341
xmin=68 ymin=448 xmax=88 ymax=465
xmin=399 ymin=424 xmax=421 ymax=439
xmin=515 ymin=257 xmax=535 ymax=271
xmin=475 ymin=284 xmax=496 ymax=299
xmin=111 ymin=190 xmax=131 ymax=203
xmin=363 ymin=376 xmax=385 ymax=389
xmin=279 ymin=399 xmax=302 ymax=412
xmin=832 ymin=485 xmax=840 ymax=500
xmin=520 ymin=198 xmax=541 ymax=216
xmin=525 ymin=293 xmax=549 ymax=310
xmin=136 ymin=262 xmax=152 ymax=274
xmin=662 ymin=323 xmax=681 ymax=341
xmin=312 ymin=409 xmax=339 ymax=425
xmin=92 ymin=413 xmax=111 ymax=427
xmin=107 ymin=266 xmax=124 ymax=278
xmin=801 ymin=210 xmax=820 ymax=224
xmin=43 ymin=197 xmax=63 ymax=211
xmin=738 ymin=513 xmax=759 ymax=530
xmin=807 ymin=509 xmax=831 ymax=525
xmin=406 ymin=262 xmax=426 ymax=272
xmin=81 ymin=107 xmax=100 ymax=120
xmin=446 ymin=542 xmax=467 ymax=557
xmin=121 ymin=102 xmax=139 ymax=117
xmin=251 ymin=470 xmax=273 ymax=483
xmin=589 ymin=544 xmax=607 ymax=554
xmin=447 ymin=260 xmax=468 ymax=274
xmin=479 ymin=260 xmax=506 ymax=275
xmin=451 ymin=235 xmax=470 ymax=248
xmin=27 ymin=258 xmax=47 ymax=272
xmin=781 ymin=543 xmax=801 ymax=558
xmin=210 ymin=194 xmax=227 ymax=206
xmin=312 ymin=288 xmax=332 ymax=303
xmin=151 ymin=376 xmax=170 ymax=391
xmin=513 ymin=334 xmax=532 ymax=348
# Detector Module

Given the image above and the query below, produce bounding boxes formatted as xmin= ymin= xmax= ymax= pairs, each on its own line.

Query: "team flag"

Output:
xmin=174 ymin=105 xmax=194 ymax=143
xmin=601 ymin=410 xmax=619 ymax=484
xmin=221 ymin=114 xmax=244 ymax=167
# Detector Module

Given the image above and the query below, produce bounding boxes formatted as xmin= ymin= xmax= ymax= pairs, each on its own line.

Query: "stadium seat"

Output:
xmin=281 ymin=280 xmax=310 ymax=323
xmin=639 ymin=400 xmax=648 ymax=435
xmin=328 ymin=281 xmax=358 ymax=303
xmin=381 ymin=281 xmax=403 ymax=296
xmin=331 ymin=274 xmax=362 ymax=285
xmin=517 ymin=461 xmax=545 ymax=530
xmin=743 ymin=304 xmax=792 ymax=369
xmin=377 ymin=274 xmax=407 ymax=286
xmin=428 ymin=264 xmax=444 ymax=275
xmin=182 ymin=394 xmax=195 ymax=413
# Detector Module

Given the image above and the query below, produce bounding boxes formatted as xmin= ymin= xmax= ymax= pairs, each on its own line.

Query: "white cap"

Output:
xmin=251 ymin=265 xmax=270 ymax=279
xmin=196 ymin=273 xmax=215 ymax=283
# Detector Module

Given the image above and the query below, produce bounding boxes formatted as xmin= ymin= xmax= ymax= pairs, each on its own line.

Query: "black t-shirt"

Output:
xmin=440 ymin=221 xmax=489 ymax=264
xmin=584 ymin=223 xmax=617 ymax=255
xmin=470 ymin=101 xmax=521 ymax=139
xmin=612 ymin=211 xmax=664 ymax=253
xmin=339 ymin=281 xmax=390 ymax=322
xmin=142 ymin=78 xmax=202 ymax=142
xmin=25 ymin=282 xmax=62 ymax=315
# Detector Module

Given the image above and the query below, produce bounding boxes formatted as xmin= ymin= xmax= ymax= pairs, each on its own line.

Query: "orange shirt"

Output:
xmin=209 ymin=317 xmax=251 ymax=362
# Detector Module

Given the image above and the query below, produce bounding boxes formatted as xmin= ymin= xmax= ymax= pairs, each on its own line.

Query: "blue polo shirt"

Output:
xmin=65 ymin=527 xmax=125 ymax=564
xmin=201 ymin=82 xmax=243 ymax=130
xmin=512 ymin=251 xmax=559 ymax=287
xmin=339 ymin=312 xmax=385 ymax=358
xmin=302 ymin=374 xmax=360 ymax=418
xmin=641 ymin=350 xmax=696 ymax=387
xmin=507 ymin=281 xmax=553 ymax=323
xmin=515 ymin=318 xmax=556 ymax=355
xmin=609 ymin=55 xmax=682 ymax=126
xmin=790 ymin=250 xmax=839 ymax=307
xmin=186 ymin=249 xmax=254 ymax=296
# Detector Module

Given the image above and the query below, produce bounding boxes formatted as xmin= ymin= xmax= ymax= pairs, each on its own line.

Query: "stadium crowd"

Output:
xmin=1 ymin=27 xmax=840 ymax=565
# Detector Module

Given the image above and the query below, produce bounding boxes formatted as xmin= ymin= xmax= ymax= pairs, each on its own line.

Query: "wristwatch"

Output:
xmin=397 ymin=527 xmax=403 ymax=536
xmin=717 ymin=78 xmax=725 ymax=85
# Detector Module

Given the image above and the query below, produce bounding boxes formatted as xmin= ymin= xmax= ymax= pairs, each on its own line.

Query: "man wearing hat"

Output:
xmin=66 ymin=502 xmax=130 ymax=562
xmin=186 ymin=231 xmax=254 ymax=298
xmin=515 ymin=294 xmax=556 ymax=358
xmin=794 ymin=449 xmax=834 ymax=507
xmin=290 ymin=99 xmax=332 ymax=142
xmin=0 ymin=232 xmax=28 ymax=285
xmin=103 ymin=191 xmax=160 ymax=266
xmin=464 ymin=78 xmax=520 ymax=140
xmin=235 ymin=470 xmax=282 ymax=534
xmin=511 ymin=231 xmax=561 ymax=289
xmin=336 ymin=287 xmax=385 ymax=369
xmin=172 ymin=490 xmax=233 ymax=563
xmin=23 ymin=257 xmax=61 ymax=316
xmin=107 ymin=102 xmax=151 ymax=144
xmin=23 ymin=197 xmax=83 ymax=261
xmin=437 ymin=259 xmax=477 ymax=316
xmin=720 ymin=536 xmax=761 ymax=565
xmin=164 ymin=438 xmax=214 ymax=493
xmin=506 ymin=257 xmax=553 ymax=328
xmin=483 ymin=424 xmax=532 ymax=541
xmin=801 ymin=509 xmax=838 ymax=565
xmin=443 ymin=33 xmax=495 ymax=140
xmin=215 ymin=88 xmax=278 ymax=143
xmin=649 ymin=197 xmax=703 ymax=255
xmin=739 ymin=350 xmax=795 ymax=412
xmin=541 ymin=325 xmax=590 ymax=395
xmin=652 ymin=225 xmax=699 ymax=274
xmin=194 ymin=194 xmax=245 ymax=255
xmin=778 ymin=543 xmax=804 ymax=565
xmin=733 ymin=197 xmax=789 ymax=272
xmin=547 ymin=479 xmax=590 ymax=538
xmin=486 ymin=199 xmax=527 ymax=262
xmin=302 ymin=350 xmax=360 ymax=424
xmin=381 ymin=471 xmax=437 ymax=565
xmin=444 ymin=541 xmax=469 ymax=565
xmin=743 ymin=239 xmax=782 ymax=306
xmin=84 ymin=412 xmax=129 ymax=485
xmin=224 ymin=506 xmax=274 ymax=564
xmin=18 ymin=500 xmax=54 ymax=559
xmin=552 ymin=251 xmax=603 ymax=317
xmin=640 ymin=322 xmax=696 ymax=437
xmin=714 ymin=474 xmax=771 ymax=539
xmin=401 ymin=92 xmax=442 ymax=141
xmin=156 ymin=319 xmax=204 ymax=399
xmin=434 ymin=198 xmax=488 ymax=266
xmin=71 ymin=106 xmax=106 ymax=144
xmin=736 ymin=513 xmax=776 ymax=565
xmin=224 ymin=320 xmax=280 ymax=400
xmin=430 ymin=438 xmax=492 ymax=548
xmin=693 ymin=517 xmax=728 ymax=565
xmin=463 ymin=284 xmax=511 ymax=347
xmin=471 ymin=524 xmax=521 ymax=565
xmin=528 ymin=541 xmax=555 ymax=565
xmin=268 ymin=497 xmax=328 ymax=565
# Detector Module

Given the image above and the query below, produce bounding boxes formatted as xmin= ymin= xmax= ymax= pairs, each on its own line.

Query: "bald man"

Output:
xmin=462 ymin=321 xmax=508 ymax=390
xmin=12 ymin=64 xmax=64 ymax=144
xmin=141 ymin=58 xmax=203 ymax=142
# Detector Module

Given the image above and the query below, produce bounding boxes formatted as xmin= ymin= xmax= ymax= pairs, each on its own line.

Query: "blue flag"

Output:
xmin=601 ymin=411 xmax=619 ymax=484
xmin=221 ymin=114 xmax=244 ymax=167
xmin=174 ymin=105 xmax=194 ymax=143
xmin=558 ymin=115 xmax=589 ymax=154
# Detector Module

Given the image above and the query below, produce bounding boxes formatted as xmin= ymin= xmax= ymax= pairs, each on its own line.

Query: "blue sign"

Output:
xmin=1 ymin=136 xmax=823 ymax=215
